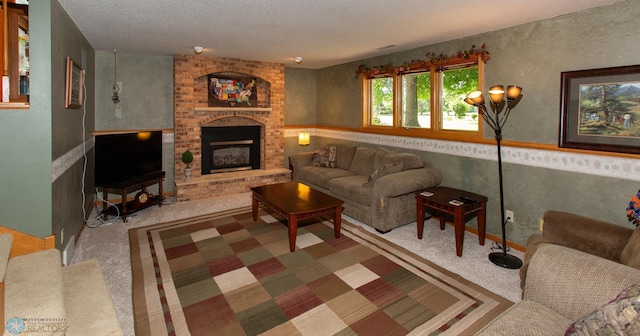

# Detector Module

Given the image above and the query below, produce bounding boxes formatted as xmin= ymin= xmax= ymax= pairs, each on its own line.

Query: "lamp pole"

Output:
xmin=465 ymin=85 xmax=523 ymax=269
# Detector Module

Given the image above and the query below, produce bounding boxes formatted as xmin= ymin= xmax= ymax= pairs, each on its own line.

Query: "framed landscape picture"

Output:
xmin=559 ymin=64 xmax=640 ymax=154
xmin=65 ymin=57 xmax=83 ymax=109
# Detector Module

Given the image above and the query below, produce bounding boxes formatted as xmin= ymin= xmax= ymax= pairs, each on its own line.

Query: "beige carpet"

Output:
xmin=71 ymin=192 xmax=523 ymax=336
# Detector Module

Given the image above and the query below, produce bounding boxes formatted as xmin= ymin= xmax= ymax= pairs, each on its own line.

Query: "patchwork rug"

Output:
xmin=130 ymin=206 xmax=512 ymax=335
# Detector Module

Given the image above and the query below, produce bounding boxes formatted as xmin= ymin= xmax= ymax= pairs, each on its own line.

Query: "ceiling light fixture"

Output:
xmin=193 ymin=46 xmax=204 ymax=55
xmin=293 ymin=56 xmax=303 ymax=64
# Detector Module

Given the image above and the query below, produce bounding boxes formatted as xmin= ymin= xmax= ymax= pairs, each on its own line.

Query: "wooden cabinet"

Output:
xmin=99 ymin=172 xmax=165 ymax=222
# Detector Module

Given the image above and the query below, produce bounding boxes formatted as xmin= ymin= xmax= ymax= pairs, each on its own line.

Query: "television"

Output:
xmin=94 ymin=131 xmax=163 ymax=187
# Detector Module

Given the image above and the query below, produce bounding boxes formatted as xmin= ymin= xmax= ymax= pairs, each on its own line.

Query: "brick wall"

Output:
xmin=173 ymin=55 xmax=288 ymax=201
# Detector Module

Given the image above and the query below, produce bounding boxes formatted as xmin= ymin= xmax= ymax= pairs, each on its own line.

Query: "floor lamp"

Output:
xmin=464 ymin=85 xmax=523 ymax=269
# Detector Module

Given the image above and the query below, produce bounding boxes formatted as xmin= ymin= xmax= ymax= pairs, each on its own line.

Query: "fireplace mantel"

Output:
xmin=194 ymin=107 xmax=272 ymax=113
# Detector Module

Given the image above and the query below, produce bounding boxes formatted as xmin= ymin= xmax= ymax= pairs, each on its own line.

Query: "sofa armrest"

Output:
xmin=372 ymin=167 xmax=442 ymax=198
xmin=518 ymin=234 xmax=552 ymax=291
xmin=542 ymin=210 xmax=633 ymax=262
xmin=524 ymin=243 xmax=640 ymax=321
xmin=289 ymin=152 xmax=313 ymax=180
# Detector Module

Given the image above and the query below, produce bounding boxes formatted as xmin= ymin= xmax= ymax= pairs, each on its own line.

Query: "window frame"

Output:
xmin=361 ymin=56 xmax=485 ymax=141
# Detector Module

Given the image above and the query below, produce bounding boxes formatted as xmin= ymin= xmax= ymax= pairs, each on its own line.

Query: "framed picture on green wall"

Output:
xmin=560 ymin=64 xmax=640 ymax=154
xmin=65 ymin=57 xmax=83 ymax=109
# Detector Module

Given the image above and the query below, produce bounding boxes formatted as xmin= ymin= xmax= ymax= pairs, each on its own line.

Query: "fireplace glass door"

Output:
xmin=201 ymin=126 xmax=260 ymax=175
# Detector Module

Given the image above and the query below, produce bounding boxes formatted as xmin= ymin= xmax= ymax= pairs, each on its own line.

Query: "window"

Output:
xmin=361 ymin=53 xmax=485 ymax=140
xmin=402 ymin=72 xmax=430 ymax=129
xmin=441 ymin=67 xmax=479 ymax=131
xmin=370 ymin=76 xmax=393 ymax=126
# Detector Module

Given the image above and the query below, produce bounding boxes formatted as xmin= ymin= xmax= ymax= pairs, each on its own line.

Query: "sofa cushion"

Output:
xmin=382 ymin=152 xmax=424 ymax=171
xmin=349 ymin=147 xmax=378 ymax=176
xmin=565 ymin=283 xmax=640 ymax=336
xmin=362 ymin=162 xmax=404 ymax=188
xmin=328 ymin=175 xmax=371 ymax=205
xmin=373 ymin=148 xmax=391 ymax=170
xmin=620 ymin=227 xmax=640 ymax=269
xmin=297 ymin=166 xmax=355 ymax=189
xmin=333 ymin=143 xmax=357 ymax=170
xmin=310 ymin=145 xmax=336 ymax=168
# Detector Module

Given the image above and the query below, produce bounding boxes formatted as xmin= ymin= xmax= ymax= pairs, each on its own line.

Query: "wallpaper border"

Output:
xmin=286 ymin=128 xmax=640 ymax=182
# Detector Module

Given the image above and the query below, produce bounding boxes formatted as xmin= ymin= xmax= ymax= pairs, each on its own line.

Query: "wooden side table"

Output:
xmin=416 ymin=186 xmax=487 ymax=257
xmin=99 ymin=171 xmax=165 ymax=223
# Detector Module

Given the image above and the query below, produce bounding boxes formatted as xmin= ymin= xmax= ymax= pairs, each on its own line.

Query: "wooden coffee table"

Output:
xmin=251 ymin=182 xmax=344 ymax=252
xmin=416 ymin=186 xmax=487 ymax=257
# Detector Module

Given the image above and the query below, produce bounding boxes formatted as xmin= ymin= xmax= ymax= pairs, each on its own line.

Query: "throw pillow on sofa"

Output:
xmin=311 ymin=146 xmax=336 ymax=168
xmin=565 ymin=283 xmax=640 ymax=335
xmin=362 ymin=162 xmax=404 ymax=188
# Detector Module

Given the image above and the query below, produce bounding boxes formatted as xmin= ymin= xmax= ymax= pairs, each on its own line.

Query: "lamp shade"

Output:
xmin=506 ymin=85 xmax=522 ymax=100
xmin=488 ymin=85 xmax=505 ymax=104
xmin=298 ymin=132 xmax=310 ymax=146
xmin=466 ymin=91 xmax=485 ymax=106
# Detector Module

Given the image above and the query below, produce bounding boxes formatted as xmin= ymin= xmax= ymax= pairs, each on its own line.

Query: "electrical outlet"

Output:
xmin=60 ymin=228 xmax=64 ymax=244
xmin=505 ymin=210 xmax=514 ymax=223
xmin=539 ymin=219 xmax=544 ymax=231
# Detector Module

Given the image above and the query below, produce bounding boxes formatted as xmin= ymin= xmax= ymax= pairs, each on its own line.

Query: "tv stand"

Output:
xmin=99 ymin=171 xmax=165 ymax=222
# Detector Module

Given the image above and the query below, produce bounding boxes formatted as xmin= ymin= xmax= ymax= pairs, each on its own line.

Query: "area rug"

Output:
xmin=130 ymin=206 xmax=512 ymax=335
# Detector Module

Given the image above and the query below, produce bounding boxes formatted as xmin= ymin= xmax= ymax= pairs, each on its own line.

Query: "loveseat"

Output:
xmin=519 ymin=210 xmax=639 ymax=289
xmin=476 ymin=243 xmax=640 ymax=335
xmin=289 ymin=143 xmax=442 ymax=232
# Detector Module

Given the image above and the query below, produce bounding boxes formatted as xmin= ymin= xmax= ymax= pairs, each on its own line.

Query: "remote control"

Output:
xmin=458 ymin=196 xmax=475 ymax=204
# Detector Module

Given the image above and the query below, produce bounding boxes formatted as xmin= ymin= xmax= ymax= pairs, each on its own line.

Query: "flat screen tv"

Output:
xmin=94 ymin=131 xmax=163 ymax=187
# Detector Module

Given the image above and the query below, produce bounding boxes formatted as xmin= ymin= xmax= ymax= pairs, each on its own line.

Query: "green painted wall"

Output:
xmin=0 ymin=0 xmax=95 ymax=244
xmin=94 ymin=51 xmax=174 ymax=192
xmin=0 ymin=2 xmax=53 ymax=238
xmin=285 ymin=0 xmax=640 ymax=246
xmin=284 ymin=67 xmax=316 ymax=125
xmin=50 ymin=0 xmax=95 ymax=248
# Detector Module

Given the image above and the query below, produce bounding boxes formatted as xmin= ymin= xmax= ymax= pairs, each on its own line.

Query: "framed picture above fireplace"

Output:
xmin=208 ymin=74 xmax=257 ymax=107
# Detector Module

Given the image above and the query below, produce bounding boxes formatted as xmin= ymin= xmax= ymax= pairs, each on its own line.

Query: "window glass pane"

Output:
xmin=402 ymin=72 xmax=430 ymax=129
xmin=371 ymin=77 xmax=393 ymax=126
xmin=441 ymin=67 xmax=479 ymax=131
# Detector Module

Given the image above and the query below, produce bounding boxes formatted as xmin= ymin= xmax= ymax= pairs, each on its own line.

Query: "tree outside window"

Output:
xmin=441 ymin=67 xmax=479 ymax=131
xmin=370 ymin=77 xmax=393 ymax=126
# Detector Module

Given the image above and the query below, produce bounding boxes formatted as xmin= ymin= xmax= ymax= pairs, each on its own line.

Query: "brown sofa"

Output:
xmin=289 ymin=143 xmax=442 ymax=233
xmin=519 ymin=210 xmax=639 ymax=289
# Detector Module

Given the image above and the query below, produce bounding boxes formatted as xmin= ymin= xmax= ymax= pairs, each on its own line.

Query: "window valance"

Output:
xmin=355 ymin=44 xmax=490 ymax=78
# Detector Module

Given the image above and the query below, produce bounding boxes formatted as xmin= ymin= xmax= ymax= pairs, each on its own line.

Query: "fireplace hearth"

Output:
xmin=201 ymin=126 xmax=261 ymax=175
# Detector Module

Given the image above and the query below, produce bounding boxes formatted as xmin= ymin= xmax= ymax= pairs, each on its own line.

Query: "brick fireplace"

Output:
xmin=173 ymin=55 xmax=290 ymax=202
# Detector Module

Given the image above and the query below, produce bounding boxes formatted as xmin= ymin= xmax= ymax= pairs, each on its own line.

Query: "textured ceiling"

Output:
xmin=57 ymin=0 xmax=623 ymax=69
